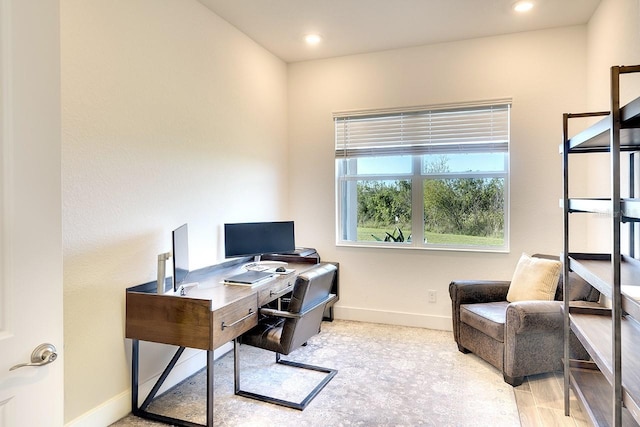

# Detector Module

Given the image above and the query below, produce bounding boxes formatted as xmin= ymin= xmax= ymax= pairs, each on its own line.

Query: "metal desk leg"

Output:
xmin=207 ymin=349 xmax=214 ymax=426
xmin=233 ymin=338 xmax=240 ymax=393
xmin=130 ymin=340 xmax=206 ymax=427
xmin=131 ymin=339 xmax=139 ymax=415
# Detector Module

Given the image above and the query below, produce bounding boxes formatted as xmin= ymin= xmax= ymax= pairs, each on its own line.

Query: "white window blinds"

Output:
xmin=334 ymin=100 xmax=511 ymax=158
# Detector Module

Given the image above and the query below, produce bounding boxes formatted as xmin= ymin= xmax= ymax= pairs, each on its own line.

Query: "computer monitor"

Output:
xmin=224 ymin=221 xmax=295 ymax=260
xmin=172 ymin=223 xmax=189 ymax=292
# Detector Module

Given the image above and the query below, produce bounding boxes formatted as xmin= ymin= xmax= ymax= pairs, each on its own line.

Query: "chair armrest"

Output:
xmin=449 ymin=280 xmax=511 ymax=305
xmin=259 ymin=307 xmax=299 ymax=319
xmin=259 ymin=294 xmax=337 ymax=319
xmin=505 ymin=300 xmax=563 ymax=334
xmin=449 ymin=280 xmax=511 ymax=346
xmin=503 ymin=300 xmax=565 ymax=380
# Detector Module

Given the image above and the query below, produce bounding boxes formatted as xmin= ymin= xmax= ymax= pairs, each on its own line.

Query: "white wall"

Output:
xmin=588 ymin=0 xmax=640 ymax=109
xmin=582 ymin=0 xmax=640 ymax=253
xmin=61 ymin=0 xmax=287 ymax=423
xmin=288 ymin=26 xmax=589 ymax=329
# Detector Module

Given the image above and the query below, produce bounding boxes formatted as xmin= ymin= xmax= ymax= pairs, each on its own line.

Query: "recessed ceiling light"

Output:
xmin=513 ymin=1 xmax=534 ymax=12
xmin=304 ymin=34 xmax=322 ymax=45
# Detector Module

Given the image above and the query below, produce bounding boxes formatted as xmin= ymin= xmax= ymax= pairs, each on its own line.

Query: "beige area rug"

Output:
xmin=113 ymin=320 xmax=519 ymax=426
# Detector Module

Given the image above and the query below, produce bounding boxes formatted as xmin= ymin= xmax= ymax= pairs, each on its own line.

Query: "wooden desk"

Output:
xmin=125 ymin=259 xmax=337 ymax=427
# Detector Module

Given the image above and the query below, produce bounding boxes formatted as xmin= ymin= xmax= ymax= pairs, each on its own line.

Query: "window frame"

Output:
xmin=334 ymin=100 xmax=511 ymax=253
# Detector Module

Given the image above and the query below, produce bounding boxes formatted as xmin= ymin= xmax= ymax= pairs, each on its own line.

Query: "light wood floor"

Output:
xmin=515 ymin=372 xmax=591 ymax=427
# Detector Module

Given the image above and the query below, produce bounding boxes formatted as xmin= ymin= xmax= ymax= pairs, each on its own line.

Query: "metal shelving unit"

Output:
xmin=562 ymin=65 xmax=640 ymax=427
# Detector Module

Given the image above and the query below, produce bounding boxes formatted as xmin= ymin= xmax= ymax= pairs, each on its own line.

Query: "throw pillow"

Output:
xmin=506 ymin=253 xmax=561 ymax=302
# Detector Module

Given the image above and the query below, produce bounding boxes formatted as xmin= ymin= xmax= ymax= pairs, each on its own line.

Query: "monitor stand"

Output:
xmin=157 ymin=252 xmax=172 ymax=294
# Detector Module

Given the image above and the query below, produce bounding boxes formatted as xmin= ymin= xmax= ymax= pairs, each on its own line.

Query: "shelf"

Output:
xmin=568 ymin=198 xmax=640 ymax=221
xmin=569 ymin=312 xmax=640 ymax=426
xmin=563 ymin=65 xmax=640 ymax=427
xmin=567 ymin=96 xmax=640 ymax=152
xmin=568 ymin=253 xmax=640 ymax=319
xmin=570 ymin=365 xmax=639 ymax=427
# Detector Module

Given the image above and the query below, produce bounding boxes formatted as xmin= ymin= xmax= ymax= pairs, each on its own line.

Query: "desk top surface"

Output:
xmin=127 ymin=260 xmax=321 ymax=311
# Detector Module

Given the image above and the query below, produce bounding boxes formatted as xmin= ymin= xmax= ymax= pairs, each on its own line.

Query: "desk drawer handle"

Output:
xmin=221 ymin=309 xmax=254 ymax=330
xmin=270 ymin=282 xmax=293 ymax=297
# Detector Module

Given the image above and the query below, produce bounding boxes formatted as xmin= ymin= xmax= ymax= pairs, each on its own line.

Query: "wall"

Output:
xmin=288 ymin=26 xmax=589 ymax=329
xmin=61 ymin=0 xmax=287 ymax=424
xmin=583 ymin=0 xmax=640 ymax=253
xmin=587 ymin=0 xmax=640 ymax=109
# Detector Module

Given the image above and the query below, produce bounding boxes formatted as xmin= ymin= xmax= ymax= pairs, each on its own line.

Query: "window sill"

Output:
xmin=335 ymin=241 xmax=509 ymax=254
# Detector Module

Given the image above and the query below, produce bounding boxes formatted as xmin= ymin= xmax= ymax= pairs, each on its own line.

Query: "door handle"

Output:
xmin=9 ymin=343 xmax=58 ymax=371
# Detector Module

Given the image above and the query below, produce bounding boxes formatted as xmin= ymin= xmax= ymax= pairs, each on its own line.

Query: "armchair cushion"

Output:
xmin=460 ymin=301 xmax=508 ymax=342
xmin=506 ymin=253 xmax=561 ymax=302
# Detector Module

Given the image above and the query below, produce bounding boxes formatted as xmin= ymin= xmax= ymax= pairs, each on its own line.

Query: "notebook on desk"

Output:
xmin=224 ymin=270 xmax=274 ymax=285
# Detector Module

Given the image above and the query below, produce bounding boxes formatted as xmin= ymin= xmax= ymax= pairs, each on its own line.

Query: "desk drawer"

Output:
xmin=212 ymin=293 xmax=258 ymax=349
xmin=258 ymin=277 xmax=295 ymax=307
xmin=126 ymin=293 xmax=213 ymax=350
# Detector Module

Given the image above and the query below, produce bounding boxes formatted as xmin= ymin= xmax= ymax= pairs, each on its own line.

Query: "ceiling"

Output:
xmin=197 ymin=0 xmax=601 ymax=63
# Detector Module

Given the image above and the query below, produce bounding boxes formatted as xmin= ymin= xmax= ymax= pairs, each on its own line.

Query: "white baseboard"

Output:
xmin=333 ymin=305 xmax=452 ymax=331
xmin=65 ymin=342 xmax=232 ymax=427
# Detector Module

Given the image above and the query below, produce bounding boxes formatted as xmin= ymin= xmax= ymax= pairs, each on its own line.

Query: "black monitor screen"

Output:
xmin=172 ymin=223 xmax=189 ymax=291
xmin=224 ymin=221 xmax=295 ymax=258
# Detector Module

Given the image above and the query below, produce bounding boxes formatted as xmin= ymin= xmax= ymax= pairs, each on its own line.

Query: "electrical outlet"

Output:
xmin=428 ymin=290 xmax=437 ymax=303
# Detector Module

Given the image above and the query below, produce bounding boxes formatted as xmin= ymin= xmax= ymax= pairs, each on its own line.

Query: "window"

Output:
xmin=335 ymin=100 xmax=510 ymax=251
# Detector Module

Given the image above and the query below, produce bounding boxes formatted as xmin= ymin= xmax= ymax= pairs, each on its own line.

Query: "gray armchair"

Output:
xmin=234 ymin=263 xmax=338 ymax=410
xmin=449 ymin=255 xmax=600 ymax=386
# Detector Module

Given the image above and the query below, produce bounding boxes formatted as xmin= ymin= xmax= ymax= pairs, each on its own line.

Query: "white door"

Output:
xmin=0 ymin=0 xmax=63 ymax=426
